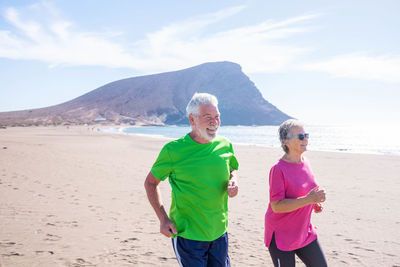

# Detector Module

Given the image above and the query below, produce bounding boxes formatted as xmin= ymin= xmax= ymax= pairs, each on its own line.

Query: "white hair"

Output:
xmin=278 ymin=119 xmax=304 ymax=153
xmin=186 ymin=93 xmax=218 ymax=116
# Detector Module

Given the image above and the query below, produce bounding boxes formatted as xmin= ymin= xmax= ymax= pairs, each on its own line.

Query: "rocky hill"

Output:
xmin=0 ymin=61 xmax=291 ymax=126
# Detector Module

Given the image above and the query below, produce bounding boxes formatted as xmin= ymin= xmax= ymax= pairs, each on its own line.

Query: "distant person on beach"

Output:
xmin=265 ymin=119 xmax=327 ymax=267
xmin=144 ymin=92 xmax=239 ymax=267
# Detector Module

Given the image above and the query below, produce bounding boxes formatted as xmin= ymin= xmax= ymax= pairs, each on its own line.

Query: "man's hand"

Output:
xmin=160 ymin=218 xmax=178 ymax=237
xmin=227 ymin=179 xmax=238 ymax=198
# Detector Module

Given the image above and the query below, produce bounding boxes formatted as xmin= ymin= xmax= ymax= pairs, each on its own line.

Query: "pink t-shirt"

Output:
xmin=264 ymin=157 xmax=318 ymax=251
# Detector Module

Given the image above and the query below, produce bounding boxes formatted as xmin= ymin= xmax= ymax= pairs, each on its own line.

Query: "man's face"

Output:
xmin=190 ymin=103 xmax=220 ymax=142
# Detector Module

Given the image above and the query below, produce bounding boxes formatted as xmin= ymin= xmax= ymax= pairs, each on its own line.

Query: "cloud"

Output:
xmin=0 ymin=5 xmax=139 ymax=68
xmin=0 ymin=3 xmax=318 ymax=74
xmin=2 ymin=2 xmax=399 ymax=84
xmin=135 ymin=12 xmax=318 ymax=73
xmin=301 ymin=53 xmax=400 ymax=83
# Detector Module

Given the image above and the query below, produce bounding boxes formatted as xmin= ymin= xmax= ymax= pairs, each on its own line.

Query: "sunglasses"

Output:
xmin=288 ymin=133 xmax=309 ymax=140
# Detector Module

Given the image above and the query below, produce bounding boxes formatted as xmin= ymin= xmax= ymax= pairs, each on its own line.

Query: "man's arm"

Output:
xmin=144 ymin=171 xmax=177 ymax=237
xmin=227 ymin=170 xmax=238 ymax=198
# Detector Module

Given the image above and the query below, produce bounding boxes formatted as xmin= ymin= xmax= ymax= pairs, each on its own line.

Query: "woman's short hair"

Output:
xmin=186 ymin=93 xmax=218 ymax=116
xmin=278 ymin=119 xmax=304 ymax=153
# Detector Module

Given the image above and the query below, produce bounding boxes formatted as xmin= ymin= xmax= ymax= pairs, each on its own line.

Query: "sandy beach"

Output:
xmin=1 ymin=126 xmax=399 ymax=266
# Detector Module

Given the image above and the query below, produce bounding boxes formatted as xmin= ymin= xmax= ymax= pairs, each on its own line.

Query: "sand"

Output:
xmin=1 ymin=126 xmax=399 ymax=266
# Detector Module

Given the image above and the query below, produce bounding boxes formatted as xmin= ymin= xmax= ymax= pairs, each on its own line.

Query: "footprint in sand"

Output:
xmin=344 ymin=238 xmax=359 ymax=244
xmin=0 ymin=241 xmax=16 ymax=248
xmin=347 ymin=252 xmax=362 ymax=262
xmin=331 ymin=250 xmax=339 ymax=256
xmin=384 ymin=253 xmax=396 ymax=257
xmin=44 ymin=234 xmax=61 ymax=241
xmin=35 ymin=251 xmax=54 ymax=255
xmin=355 ymin=246 xmax=375 ymax=252
xmin=74 ymin=258 xmax=94 ymax=266
xmin=120 ymin=237 xmax=138 ymax=243
xmin=158 ymin=256 xmax=175 ymax=262
xmin=2 ymin=252 xmax=23 ymax=257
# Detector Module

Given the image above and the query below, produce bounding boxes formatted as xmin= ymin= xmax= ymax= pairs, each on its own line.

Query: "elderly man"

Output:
xmin=144 ymin=92 xmax=239 ymax=267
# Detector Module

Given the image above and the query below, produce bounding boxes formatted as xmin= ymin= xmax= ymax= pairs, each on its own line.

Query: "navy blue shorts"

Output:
xmin=171 ymin=232 xmax=230 ymax=267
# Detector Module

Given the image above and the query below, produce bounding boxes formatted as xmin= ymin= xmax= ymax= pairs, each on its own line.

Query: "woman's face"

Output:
xmin=285 ymin=126 xmax=308 ymax=154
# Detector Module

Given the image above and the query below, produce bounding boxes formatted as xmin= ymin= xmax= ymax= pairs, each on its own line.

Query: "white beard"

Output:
xmin=198 ymin=127 xmax=218 ymax=142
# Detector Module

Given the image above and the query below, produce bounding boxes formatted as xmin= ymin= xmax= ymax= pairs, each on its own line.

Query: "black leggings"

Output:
xmin=268 ymin=233 xmax=327 ymax=267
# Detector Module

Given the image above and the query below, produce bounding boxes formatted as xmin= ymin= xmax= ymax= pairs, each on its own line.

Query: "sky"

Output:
xmin=0 ymin=0 xmax=399 ymax=125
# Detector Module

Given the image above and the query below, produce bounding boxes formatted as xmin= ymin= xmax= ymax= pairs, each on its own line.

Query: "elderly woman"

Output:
xmin=265 ymin=119 xmax=327 ymax=267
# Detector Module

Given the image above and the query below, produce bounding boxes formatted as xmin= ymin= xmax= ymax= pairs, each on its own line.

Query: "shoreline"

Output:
xmin=1 ymin=126 xmax=399 ymax=266
xmin=96 ymin=125 xmax=400 ymax=158
xmin=3 ymin=124 xmax=399 ymax=157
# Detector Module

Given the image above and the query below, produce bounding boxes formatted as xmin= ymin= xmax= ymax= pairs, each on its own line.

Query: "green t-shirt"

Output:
xmin=151 ymin=134 xmax=239 ymax=241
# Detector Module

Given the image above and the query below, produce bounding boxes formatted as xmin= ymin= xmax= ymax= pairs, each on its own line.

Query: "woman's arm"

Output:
xmin=270 ymin=187 xmax=326 ymax=213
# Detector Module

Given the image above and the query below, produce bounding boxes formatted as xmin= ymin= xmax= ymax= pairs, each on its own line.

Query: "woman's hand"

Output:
xmin=307 ymin=187 xmax=326 ymax=204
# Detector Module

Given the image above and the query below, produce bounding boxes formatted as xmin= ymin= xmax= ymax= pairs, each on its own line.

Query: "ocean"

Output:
xmin=100 ymin=125 xmax=400 ymax=156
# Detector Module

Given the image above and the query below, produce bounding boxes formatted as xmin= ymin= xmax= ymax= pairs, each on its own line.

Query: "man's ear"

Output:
xmin=188 ymin=114 xmax=195 ymax=126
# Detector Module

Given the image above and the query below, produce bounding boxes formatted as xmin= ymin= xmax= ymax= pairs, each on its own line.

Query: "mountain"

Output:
xmin=0 ymin=61 xmax=291 ymax=126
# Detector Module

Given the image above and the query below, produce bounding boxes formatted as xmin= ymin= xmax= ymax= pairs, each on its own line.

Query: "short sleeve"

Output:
xmin=229 ymin=143 xmax=239 ymax=171
xmin=150 ymin=145 xmax=173 ymax=181
xmin=269 ymin=165 xmax=285 ymax=202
